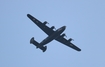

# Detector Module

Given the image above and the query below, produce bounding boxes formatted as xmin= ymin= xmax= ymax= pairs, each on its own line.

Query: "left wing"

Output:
xmin=27 ymin=14 xmax=54 ymax=36
xmin=55 ymin=36 xmax=81 ymax=51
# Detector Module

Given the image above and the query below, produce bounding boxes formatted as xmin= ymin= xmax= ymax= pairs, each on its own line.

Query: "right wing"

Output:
xmin=27 ymin=14 xmax=54 ymax=36
xmin=55 ymin=36 xmax=81 ymax=51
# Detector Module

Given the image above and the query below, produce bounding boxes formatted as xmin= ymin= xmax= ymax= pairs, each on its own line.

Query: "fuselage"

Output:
xmin=40 ymin=26 xmax=66 ymax=45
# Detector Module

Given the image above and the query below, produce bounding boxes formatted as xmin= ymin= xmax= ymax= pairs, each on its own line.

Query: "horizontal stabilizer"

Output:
xmin=30 ymin=37 xmax=47 ymax=52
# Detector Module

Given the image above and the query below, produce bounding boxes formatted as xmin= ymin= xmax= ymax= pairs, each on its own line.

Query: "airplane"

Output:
xmin=27 ymin=14 xmax=81 ymax=52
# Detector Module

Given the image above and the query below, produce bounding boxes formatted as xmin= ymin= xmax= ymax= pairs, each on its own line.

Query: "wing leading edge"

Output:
xmin=56 ymin=36 xmax=81 ymax=51
xmin=27 ymin=14 xmax=54 ymax=36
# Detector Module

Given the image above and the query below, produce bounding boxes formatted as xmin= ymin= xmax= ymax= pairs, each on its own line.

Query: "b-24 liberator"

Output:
xmin=27 ymin=14 xmax=81 ymax=52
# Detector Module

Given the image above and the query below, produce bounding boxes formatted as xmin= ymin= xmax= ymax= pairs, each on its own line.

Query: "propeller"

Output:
xmin=43 ymin=21 xmax=49 ymax=24
xmin=51 ymin=26 xmax=56 ymax=30
xmin=61 ymin=33 xmax=67 ymax=37
xmin=68 ymin=38 xmax=74 ymax=42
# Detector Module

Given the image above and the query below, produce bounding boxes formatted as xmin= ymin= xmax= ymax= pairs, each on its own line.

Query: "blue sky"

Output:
xmin=0 ymin=0 xmax=105 ymax=67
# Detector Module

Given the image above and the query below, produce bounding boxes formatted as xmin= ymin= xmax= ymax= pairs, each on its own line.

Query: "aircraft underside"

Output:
xmin=27 ymin=14 xmax=81 ymax=52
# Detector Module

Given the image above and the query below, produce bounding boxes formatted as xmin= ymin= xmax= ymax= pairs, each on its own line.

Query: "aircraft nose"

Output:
xmin=64 ymin=26 xmax=66 ymax=28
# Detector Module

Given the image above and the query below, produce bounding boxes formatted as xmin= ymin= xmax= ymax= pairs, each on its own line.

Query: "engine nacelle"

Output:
xmin=50 ymin=26 xmax=55 ymax=30
xmin=43 ymin=21 xmax=49 ymax=25
xmin=61 ymin=33 xmax=67 ymax=37
xmin=68 ymin=38 xmax=74 ymax=42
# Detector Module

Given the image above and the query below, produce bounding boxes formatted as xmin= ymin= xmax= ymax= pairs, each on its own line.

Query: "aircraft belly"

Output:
xmin=40 ymin=32 xmax=61 ymax=46
xmin=40 ymin=26 xmax=65 ymax=46
xmin=40 ymin=34 xmax=57 ymax=45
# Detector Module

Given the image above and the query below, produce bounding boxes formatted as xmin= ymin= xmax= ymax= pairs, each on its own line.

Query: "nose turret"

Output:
xmin=63 ymin=26 xmax=66 ymax=30
xmin=63 ymin=26 xmax=66 ymax=29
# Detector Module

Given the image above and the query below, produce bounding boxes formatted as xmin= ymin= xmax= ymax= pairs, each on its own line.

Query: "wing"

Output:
xmin=55 ymin=36 xmax=81 ymax=51
xmin=27 ymin=14 xmax=54 ymax=36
